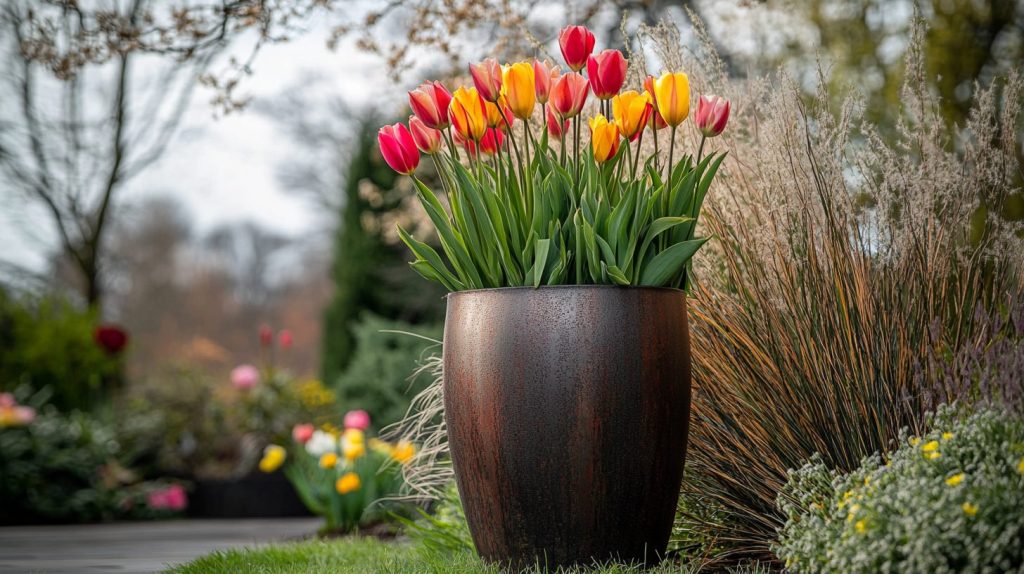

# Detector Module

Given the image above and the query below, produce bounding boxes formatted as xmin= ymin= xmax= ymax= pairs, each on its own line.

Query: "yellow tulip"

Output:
xmin=501 ymin=62 xmax=536 ymax=121
xmin=450 ymin=87 xmax=488 ymax=141
xmin=588 ymin=114 xmax=621 ymax=164
xmin=258 ymin=445 xmax=286 ymax=473
xmin=391 ymin=440 xmax=417 ymax=464
xmin=611 ymin=90 xmax=652 ymax=141
xmin=652 ymin=72 xmax=690 ymax=127
xmin=342 ymin=428 xmax=365 ymax=444
xmin=336 ymin=472 xmax=361 ymax=494
xmin=342 ymin=441 xmax=365 ymax=461
xmin=318 ymin=452 xmax=338 ymax=469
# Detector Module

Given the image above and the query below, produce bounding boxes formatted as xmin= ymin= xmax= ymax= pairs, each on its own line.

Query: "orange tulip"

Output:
xmin=644 ymin=75 xmax=669 ymax=132
xmin=612 ymin=90 xmax=652 ymax=141
xmin=652 ymin=72 xmax=690 ymax=127
xmin=588 ymin=114 xmax=620 ymax=163
xmin=469 ymin=58 xmax=503 ymax=102
xmin=550 ymin=72 xmax=590 ymax=121
xmin=450 ymin=87 xmax=488 ymax=141
xmin=501 ymin=62 xmax=536 ymax=120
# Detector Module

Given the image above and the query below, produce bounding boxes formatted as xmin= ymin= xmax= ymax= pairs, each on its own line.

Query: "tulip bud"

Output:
xmin=546 ymin=106 xmax=569 ymax=141
xmin=550 ymin=72 xmax=590 ymax=121
xmin=408 ymin=81 xmax=452 ymax=130
xmin=378 ymin=123 xmax=420 ymax=175
xmin=409 ymin=116 xmax=442 ymax=154
xmin=586 ymin=50 xmax=627 ymax=100
xmin=612 ymin=90 xmax=653 ymax=141
xmin=559 ymin=25 xmax=595 ymax=73
xmin=450 ymin=87 xmax=488 ymax=142
xmin=695 ymin=94 xmax=730 ymax=138
xmin=533 ymin=59 xmax=559 ymax=104
xmin=501 ymin=62 xmax=536 ymax=120
xmin=653 ymin=72 xmax=690 ymax=128
xmin=469 ymin=58 xmax=503 ymax=102
xmin=588 ymin=114 xmax=621 ymax=163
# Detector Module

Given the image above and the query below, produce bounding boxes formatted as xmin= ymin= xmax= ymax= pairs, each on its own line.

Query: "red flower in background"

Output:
xmin=278 ymin=329 xmax=294 ymax=349
xmin=94 ymin=325 xmax=129 ymax=355
xmin=259 ymin=324 xmax=273 ymax=347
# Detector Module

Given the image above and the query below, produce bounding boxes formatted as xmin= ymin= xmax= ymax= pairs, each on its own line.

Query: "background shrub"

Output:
xmin=775 ymin=406 xmax=1024 ymax=573
xmin=0 ymin=288 xmax=121 ymax=411
xmin=333 ymin=313 xmax=441 ymax=430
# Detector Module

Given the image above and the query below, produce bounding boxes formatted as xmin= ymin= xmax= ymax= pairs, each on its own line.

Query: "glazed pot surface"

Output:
xmin=443 ymin=286 xmax=692 ymax=570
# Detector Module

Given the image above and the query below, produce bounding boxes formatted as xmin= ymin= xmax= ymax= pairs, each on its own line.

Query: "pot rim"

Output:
xmin=446 ymin=284 xmax=687 ymax=298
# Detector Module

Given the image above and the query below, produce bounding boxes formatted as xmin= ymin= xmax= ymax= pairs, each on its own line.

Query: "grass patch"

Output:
xmin=166 ymin=537 xmax=768 ymax=573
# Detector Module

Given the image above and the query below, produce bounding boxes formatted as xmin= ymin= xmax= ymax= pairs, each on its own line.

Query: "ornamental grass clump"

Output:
xmin=378 ymin=24 xmax=730 ymax=290
xmin=775 ymin=406 xmax=1024 ymax=573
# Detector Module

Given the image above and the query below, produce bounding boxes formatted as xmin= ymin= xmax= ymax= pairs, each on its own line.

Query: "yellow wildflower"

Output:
xmin=909 ymin=437 xmax=921 ymax=447
xmin=924 ymin=451 xmax=942 ymax=461
xmin=962 ymin=502 xmax=978 ymax=517
xmin=319 ymin=452 xmax=339 ymax=469
xmin=259 ymin=445 xmax=286 ymax=473
xmin=941 ymin=432 xmax=954 ymax=440
xmin=1017 ymin=458 xmax=1024 ymax=475
xmin=945 ymin=473 xmax=964 ymax=487
xmin=864 ymin=477 xmax=871 ymax=487
xmin=922 ymin=440 xmax=939 ymax=452
xmin=391 ymin=440 xmax=417 ymax=464
xmin=336 ymin=472 xmax=361 ymax=494
xmin=369 ymin=438 xmax=394 ymax=455
xmin=854 ymin=519 xmax=867 ymax=533
xmin=846 ymin=504 xmax=861 ymax=522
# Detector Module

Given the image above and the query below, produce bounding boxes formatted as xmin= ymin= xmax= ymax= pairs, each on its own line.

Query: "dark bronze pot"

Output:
xmin=443 ymin=286 xmax=692 ymax=571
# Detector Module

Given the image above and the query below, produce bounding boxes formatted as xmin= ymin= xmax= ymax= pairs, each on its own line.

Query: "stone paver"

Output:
xmin=0 ymin=518 xmax=321 ymax=573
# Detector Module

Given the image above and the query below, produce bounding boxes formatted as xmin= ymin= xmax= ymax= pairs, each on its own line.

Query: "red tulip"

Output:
xmin=469 ymin=58 xmax=503 ymax=102
xmin=695 ymin=94 xmax=730 ymax=138
xmin=587 ymin=50 xmax=627 ymax=100
xmin=479 ymin=127 xmax=504 ymax=155
xmin=378 ymin=123 xmax=420 ymax=175
xmin=94 ymin=324 xmax=129 ymax=355
xmin=546 ymin=106 xmax=570 ymax=141
xmin=559 ymin=25 xmax=595 ymax=73
xmin=408 ymin=81 xmax=452 ymax=130
xmin=550 ymin=72 xmax=590 ymax=120
xmin=409 ymin=116 xmax=442 ymax=154
xmin=259 ymin=324 xmax=273 ymax=346
xmin=278 ymin=329 xmax=293 ymax=349
xmin=533 ymin=59 xmax=559 ymax=104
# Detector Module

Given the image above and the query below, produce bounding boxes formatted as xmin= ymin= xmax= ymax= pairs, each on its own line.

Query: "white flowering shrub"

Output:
xmin=775 ymin=406 xmax=1024 ymax=573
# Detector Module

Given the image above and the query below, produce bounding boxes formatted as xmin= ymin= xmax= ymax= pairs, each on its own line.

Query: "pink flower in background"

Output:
xmin=0 ymin=394 xmax=35 ymax=427
xmin=292 ymin=423 xmax=315 ymax=444
xmin=231 ymin=364 xmax=260 ymax=390
xmin=94 ymin=325 xmax=129 ymax=355
xmin=344 ymin=409 xmax=371 ymax=431
xmin=13 ymin=406 xmax=35 ymax=425
xmin=147 ymin=484 xmax=187 ymax=511
xmin=0 ymin=393 xmax=14 ymax=408
xmin=259 ymin=324 xmax=273 ymax=347
xmin=278 ymin=329 xmax=294 ymax=349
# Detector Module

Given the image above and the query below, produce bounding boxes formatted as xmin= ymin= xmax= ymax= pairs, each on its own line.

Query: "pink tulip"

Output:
xmin=292 ymin=423 xmax=315 ymax=445
xmin=230 ymin=364 xmax=260 ymax=390
xmin=378 ymin=123 xmax=420 ymax=175
xmin=586 ymin=50 xmax=627 ymax=100
xmin=343 ymin=409 xmax=371 ymax=430
xmin=408 ymin=81 xmax=452 ymax=130
xmin=469 ymin=58 xmax=503 ymax=102
xmin=409 ymin=116 xmax=442 ymax=154
xmin=695 ymin=94 xmax=730 ymax=138
xmin=559 ymin=25 xmax=595 ymax=73
xmin=533 ymin=59 xmax=559 ymax=104
xmin=550 ymin=73 xmax=590 ymax=120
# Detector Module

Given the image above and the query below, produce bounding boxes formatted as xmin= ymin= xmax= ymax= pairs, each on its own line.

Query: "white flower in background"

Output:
xmin=305 ymin=430 xmax=337 ymax=457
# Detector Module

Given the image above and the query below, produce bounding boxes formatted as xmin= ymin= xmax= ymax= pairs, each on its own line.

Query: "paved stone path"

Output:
xmin=0 ymin=518 xmax=321 ymax=573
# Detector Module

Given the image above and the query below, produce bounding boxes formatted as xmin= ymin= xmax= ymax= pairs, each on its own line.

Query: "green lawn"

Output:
xmin=166 ymin=537 xmax=767 ymax=573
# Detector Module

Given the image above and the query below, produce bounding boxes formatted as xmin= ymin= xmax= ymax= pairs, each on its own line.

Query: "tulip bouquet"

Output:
xmin=379 ymin=25 xmax=729 ymax=290
xmin=261 ymin=411 xmax=417 ymax=534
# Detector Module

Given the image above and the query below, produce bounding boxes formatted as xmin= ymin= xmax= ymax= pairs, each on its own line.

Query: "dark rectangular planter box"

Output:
xmin=186 ymin=471 xmax=311 ymax=518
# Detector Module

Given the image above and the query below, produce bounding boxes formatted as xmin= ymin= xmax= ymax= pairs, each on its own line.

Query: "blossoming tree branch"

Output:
xmin=378 ymin=25 xmax=731 ymax=291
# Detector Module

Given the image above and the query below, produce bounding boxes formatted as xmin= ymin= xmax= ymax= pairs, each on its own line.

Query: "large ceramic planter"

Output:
xmin=443 ymin=286 xmax=692 ymax=570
